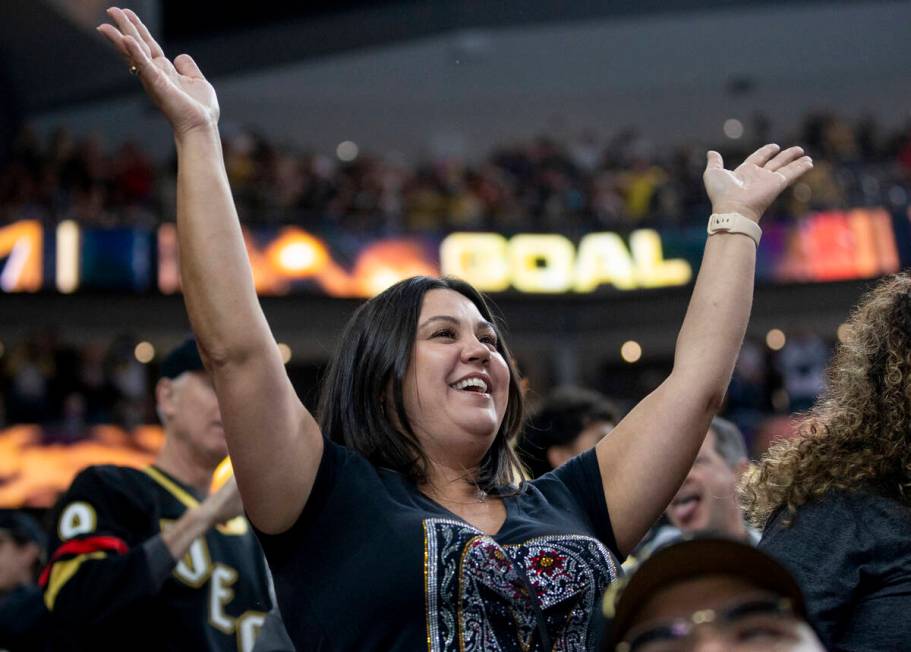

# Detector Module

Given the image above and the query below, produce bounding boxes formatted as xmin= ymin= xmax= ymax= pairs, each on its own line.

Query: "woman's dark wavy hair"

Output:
xmin=317 ymin=276 xmax=526 ymax=491
xmin=741 ymin=272 xmax=911 ymax=527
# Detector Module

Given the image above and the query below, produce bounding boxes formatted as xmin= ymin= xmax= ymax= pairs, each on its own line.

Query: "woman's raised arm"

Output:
xmin=98 ymin=8 xmax=322 ymax=534
xmin=596 ymin=145 xmax=813 ymax=556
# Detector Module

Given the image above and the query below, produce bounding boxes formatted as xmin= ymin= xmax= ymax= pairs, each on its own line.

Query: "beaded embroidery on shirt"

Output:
xmin=424 ymin=518 xmax=618 ymax=652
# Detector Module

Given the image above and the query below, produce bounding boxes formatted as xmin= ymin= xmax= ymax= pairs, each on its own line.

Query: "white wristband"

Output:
xmin=707 ymin=212 xmax=762 ymax=246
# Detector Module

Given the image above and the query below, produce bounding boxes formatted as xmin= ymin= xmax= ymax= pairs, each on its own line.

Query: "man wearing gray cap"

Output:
xmin=41 ymin=339 xmax=272 ymax=651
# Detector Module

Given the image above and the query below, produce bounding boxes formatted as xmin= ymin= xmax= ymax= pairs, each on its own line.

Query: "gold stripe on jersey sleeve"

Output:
xmin=44 ymin=551 xmax=107 ymax=610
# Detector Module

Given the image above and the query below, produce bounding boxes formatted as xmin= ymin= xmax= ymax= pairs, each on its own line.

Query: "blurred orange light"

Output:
xmin=766 ymin=329 xmax=786 ymax=351
xmin=351 ymin=241 xmax=439 ymax=297
xmin=266 ymin=230 xmax=331 ymax=277
xmin=620 ymin=340 xmax=642 ymax=363
xmin=134 ymin=341 xmax=155 ymax=364
xmin=0 ymin=220 xmax=43 ymax=293
xmin=0 ymin=425 xmax=164 ymax=508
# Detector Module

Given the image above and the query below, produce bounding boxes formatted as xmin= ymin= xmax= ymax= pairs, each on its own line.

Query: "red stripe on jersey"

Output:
xmin=39 ymin=536 xmax=129 ymax=586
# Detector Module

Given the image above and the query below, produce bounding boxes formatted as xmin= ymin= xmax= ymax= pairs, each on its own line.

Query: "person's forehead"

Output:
xmin=633 ymin=575 xmax=778 ymax=625
xmin=419 ymin=289 xmax=488 ymax=324
xmin=171 ymin=369 xmax=213 ymax=391
xmin=698 ymin=428 xmax=723 ymax=459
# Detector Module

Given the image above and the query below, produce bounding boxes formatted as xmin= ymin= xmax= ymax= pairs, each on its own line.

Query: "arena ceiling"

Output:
xmin=0 ymin=0 xmax=897 ymax=116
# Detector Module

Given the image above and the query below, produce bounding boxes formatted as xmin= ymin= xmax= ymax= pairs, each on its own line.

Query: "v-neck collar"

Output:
xmin=416 ymin=488 xmax=514 ymax=538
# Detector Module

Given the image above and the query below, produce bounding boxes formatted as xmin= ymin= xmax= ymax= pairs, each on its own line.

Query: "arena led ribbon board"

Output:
xmin=0 ymin=207 xmax=904 ymax=297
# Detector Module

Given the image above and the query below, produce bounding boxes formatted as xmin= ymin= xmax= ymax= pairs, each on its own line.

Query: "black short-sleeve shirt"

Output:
xmin=256 ymin=439 xmax=621 ymax=651
xmin=760 ymin=489 xmax=911 ymax=651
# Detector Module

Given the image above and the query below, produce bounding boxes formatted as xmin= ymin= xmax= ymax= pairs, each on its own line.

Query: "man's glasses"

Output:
xmin=617 ymin=597 xmax=798 ymax=652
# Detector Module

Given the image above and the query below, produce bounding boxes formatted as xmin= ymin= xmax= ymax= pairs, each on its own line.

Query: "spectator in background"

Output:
xmin=3 ymin=339 xmax=54 ymax=424
xmin=601 ymin=536 xmax=825 ymax=652
xmin=725 ymin=339 xmax=771 ymax=441
xmin=628 ymin=418 xmax=756 ymax=567
xmin=41 ymin=339 xmax=272 ymax=651
xmin=743 ymin=272 xmax=911 ymax=650
xmin=665 ymin=417 xmax=758 ymax=543
xmin=0 ymin=510 xmax=50 ymax=651
xmin=617 ymin=157 xmax=667 ymax=223
xmin=3 ymin=111 xmax=909 ymax=232
xmin=106 ymin=334 xmax=150 ymax=429
xmin=775 ymin=331 xmax=828 ymax=413
xmin=517 ymin=386 xmax=621 ymax=478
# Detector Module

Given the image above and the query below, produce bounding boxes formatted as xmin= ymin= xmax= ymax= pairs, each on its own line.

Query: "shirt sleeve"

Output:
xmin=40 ymin=466 xmax=177 ymax=626
xmin=530 ymin=449 xmax=619 ymax=557
xmin=759 ymin=493 xmax=861 ymax=647
xmin=252 ymin=436 xmax=346 ymax=569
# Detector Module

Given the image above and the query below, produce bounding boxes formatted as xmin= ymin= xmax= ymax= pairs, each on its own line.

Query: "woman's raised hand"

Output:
xmin=703 ymin=144 xmax=813 ymax=222
xmin=98 ymin=7 xmax=218 ymax=137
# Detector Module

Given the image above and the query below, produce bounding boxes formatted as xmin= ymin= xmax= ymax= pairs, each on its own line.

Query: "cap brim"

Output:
xmin=608 ymin=536 xmax=806 ymax=644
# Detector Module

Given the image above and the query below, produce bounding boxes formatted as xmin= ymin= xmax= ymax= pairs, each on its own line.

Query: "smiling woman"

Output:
xmin=94 ymin=6 xmax=814 ymax=651
xmin=317 ymin=276 xmax=525 ymax=497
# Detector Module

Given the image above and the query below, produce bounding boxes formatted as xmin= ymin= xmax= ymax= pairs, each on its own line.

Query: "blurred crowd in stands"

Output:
xmin=0 ymin=328 xmax=830 ymax=459
xmin=0 ymin=334 xmax=154 ymax=434
xmin=2 ymin=112 xmax=911 ymax=234
xmin=0 ymin=109 xmax=887 ymax=461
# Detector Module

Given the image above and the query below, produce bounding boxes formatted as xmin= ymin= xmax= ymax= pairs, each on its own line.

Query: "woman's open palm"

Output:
xmin=703 ymin=144 xmax=813 ymax=222
xmin=98 ymin=7 xmax=218 ymax=136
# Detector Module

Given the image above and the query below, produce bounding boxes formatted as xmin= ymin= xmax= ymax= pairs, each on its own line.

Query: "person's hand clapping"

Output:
xmin=703 ymin=144 xmax=813 ymax=223
xmin=97 ymin=7 xmax=218 ymax=137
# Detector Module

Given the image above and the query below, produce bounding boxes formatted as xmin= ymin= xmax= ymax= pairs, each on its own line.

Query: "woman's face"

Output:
xmin=400 ymin=289 xmax=511 ymax=467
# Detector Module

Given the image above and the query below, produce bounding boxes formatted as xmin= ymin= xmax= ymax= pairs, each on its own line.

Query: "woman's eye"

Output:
xmin=480 ymin=334 xmax=498 ymax=347
xmin=432 ymin=329 xmax=456 ymax=339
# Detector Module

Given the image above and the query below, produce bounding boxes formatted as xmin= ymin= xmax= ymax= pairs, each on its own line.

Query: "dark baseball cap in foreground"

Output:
xmin=602 ymin=534 xmax=811 ymax=651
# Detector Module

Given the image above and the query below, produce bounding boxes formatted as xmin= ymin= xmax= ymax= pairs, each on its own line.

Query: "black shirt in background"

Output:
xmin=256 ymin=439 xmax=621 ymax=651
xmin=760 ymin=489 xmax=911 ymax=651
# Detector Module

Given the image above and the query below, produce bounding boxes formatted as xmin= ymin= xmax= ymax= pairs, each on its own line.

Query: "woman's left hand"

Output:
xmin=703 ymin=144 xmax=813 ymax=222
xmin=97 ymin=7 xmax=219 ymax=137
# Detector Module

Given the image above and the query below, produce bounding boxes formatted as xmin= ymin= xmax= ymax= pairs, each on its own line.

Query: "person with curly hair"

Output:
xmin=741 ymin=272 xmax=911 ymax=651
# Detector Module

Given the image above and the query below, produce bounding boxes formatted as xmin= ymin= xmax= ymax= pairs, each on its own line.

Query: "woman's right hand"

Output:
xmin=702 ymin=144 xmax=812 ymax=223
xmin=98 ymin=7 xmax=219 ymax=137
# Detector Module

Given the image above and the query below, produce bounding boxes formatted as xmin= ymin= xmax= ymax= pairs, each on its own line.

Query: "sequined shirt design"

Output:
xmin=424 ymin=517 xmax=619 ymax=652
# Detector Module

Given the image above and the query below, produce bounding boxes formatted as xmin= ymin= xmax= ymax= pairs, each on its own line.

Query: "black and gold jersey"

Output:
xmin=42 ymin=464 xmax=272 ymax=651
